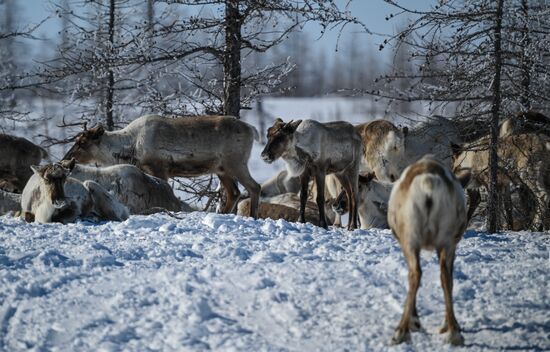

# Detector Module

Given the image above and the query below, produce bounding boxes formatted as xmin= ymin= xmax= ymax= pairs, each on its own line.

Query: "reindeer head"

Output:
xmin=261 ymin=118 xmax=302 ymax=163
xmin=30 ymin=163 xmax=72 ymax=209
xmin=63 ymin=125 xmax=105 ymax=163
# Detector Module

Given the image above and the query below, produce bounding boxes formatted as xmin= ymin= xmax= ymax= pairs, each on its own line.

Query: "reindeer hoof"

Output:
xmin=444 ymin=330 xmax=464 ymax=345
xmin=390 ymin=328 xmax=411 ymax=345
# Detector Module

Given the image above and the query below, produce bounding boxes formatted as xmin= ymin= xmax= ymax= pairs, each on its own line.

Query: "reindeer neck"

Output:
xmin=102 ymin=130 xmax=137 ymax=165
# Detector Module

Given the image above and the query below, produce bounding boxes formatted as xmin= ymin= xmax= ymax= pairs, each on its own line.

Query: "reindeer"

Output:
xmin=58 ymin=159 xmax=191 ymax=214
xmin=333 ymin=173 xmax=393 ymax=229
xmin=62 ymin=115 xmax=260 ymax=218
xmin=387 ymin=155 xmax=471 ymax=346
xmin=260 ymin=169 xmax=300 ymax=197
xmin=260 ymin=118 xmax=362 ymax=229
xmin=21 ymin=164 xmax=129 ymax=224
xmin=383 ymin=116 xmax=462 ymax=182
xmin=0 ymin=133 xmax=48 ymax=192
xmin=355 ymin=120 xmax=406 ymax=180
xmin=499 ymin=110 xmax=550 ymax=138
xmin=453 ymin=132 xmax=550 ymax=230
xmin=237 ymin=193 xmax=334 ymax=226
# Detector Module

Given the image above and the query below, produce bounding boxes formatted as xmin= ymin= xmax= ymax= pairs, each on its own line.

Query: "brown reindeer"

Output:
xmin=355 ymin=120 xmax=406 ymax=181
xmin=388 ymin=155 xmax=471 ymax=346
xmin=62 ymin=115 xmax=260 ymax=218
xmin=0 ymin=133 xmax=48 ymax=192
xmin=261 ymin=118 xmax=362 ymax=229
xmin=499 ymin=110 xmax=550 ymax=138
xmin=237 ymin=193 xmax=330 ymax=226
xmin=453 ymin=132 xmax=550 ymax=230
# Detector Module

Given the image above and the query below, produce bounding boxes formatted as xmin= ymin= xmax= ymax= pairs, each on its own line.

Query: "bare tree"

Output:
xmin=372 ymin=0 xmax=550 ymax=231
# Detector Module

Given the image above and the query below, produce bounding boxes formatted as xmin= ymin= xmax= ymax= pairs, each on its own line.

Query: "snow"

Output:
xmin=1 ymin=212 xmax=548 ymax=351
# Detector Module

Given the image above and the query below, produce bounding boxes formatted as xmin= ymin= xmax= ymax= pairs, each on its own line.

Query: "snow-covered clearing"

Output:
xmin=1 ymin=212 xmax=548 ymax=351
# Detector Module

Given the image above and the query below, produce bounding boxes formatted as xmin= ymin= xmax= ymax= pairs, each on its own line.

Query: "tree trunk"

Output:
xmin=487 ymin=0 xmax=504 ymax=233
xmin=105 ymin=0 xmax=116 ymax=131
xmin=520 ymin=0 xmax=531 ymax=110
xmin=223 ymin=0 xmax=241 ymax=118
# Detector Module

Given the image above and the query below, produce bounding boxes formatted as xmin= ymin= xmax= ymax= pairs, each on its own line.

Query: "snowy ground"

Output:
xmin=1 ymin=212 xmax=548 ymax=351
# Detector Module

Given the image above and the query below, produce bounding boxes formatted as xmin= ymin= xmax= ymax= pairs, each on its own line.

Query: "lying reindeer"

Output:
xmin=261 ymin=118 xmax=362 ymax=229
xmin=333 ymin=173 xmax=393 ymax=229
xmin=237 ymin=193 xmax=334 ymax=226
xmin=387 ymin=155 xmax=470 ymax=346
xmin=260 ymin=169 xmax=300 ymax=197
xmin=0 ymin=133 xmax=48 ymax=192
xmin=62 ymin=115 xmax=260 ymax=218
xmin=58 ymin=159 xmax=191 ymax=214
xmin=21 ymin=164 xmax=129 ymax=224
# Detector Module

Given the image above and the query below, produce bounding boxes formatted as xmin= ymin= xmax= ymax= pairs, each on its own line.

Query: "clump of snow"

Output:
xmin=0 ymin=213 xmax=548 ymax=351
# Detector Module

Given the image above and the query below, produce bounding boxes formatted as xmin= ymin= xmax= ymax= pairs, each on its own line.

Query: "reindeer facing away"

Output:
xmin=62 ymin=115 xmax=260 ymax=218
xmin=261 ymin=118 xmax=362 ymax=229
xmin=387 ymin=155 xmax=471 ymax=346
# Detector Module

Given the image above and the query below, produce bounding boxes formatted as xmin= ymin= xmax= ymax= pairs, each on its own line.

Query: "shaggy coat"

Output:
xmin=0 ymin=133 xmax=48 ymax=192
xmin=387 ymin=155 xmax=470 ymax=346
xmin=261 ymin=118 xmax=362 ymax=229
xmin=453 ymin=132 xmax=550 ymax=230
xmin=58 ymin=159 xmax=190 ymax=214
xmin=63 ymin=115 xmax=260 ymax=218
xmin=21 ymin=164 xmax=129 ymax=224
xmin=333 ymin=173 xmax=393 ymax=229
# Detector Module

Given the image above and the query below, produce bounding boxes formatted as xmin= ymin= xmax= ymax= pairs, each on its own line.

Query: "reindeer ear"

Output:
xmin=30 ymin=165 xmax=42 ymax=175
xmin=275 ymin=118 xmax=284 ymax=123
xmin=94 ymin=125 xmax=105 ymax=137
xmin=286 ymin=119 xmax=302 ymax=133
xmin=402 ymin=126 xmax=409 ymax=137
xmin=451 ymin=142 xmax=462 ymax=157
xmin=455 ymin=168 xmax=472 ymax=188
xmin=60 ymin=158 xmax=76 ymax=171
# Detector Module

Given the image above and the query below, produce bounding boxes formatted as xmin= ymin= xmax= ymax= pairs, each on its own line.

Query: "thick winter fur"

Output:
xmin=58 ymin=159 xmax=190 ymax=214
xmin=0 ymin=189 xmax=21 ymax=214
xmin=383 ymin=116 xmax=462 ymax=182
xmin=63 ymin=115 xmax=260 ymax=218
xmin=261 ymin=118 xmax=362 ymax=229
xmin=355 ymin=120 xmax=405 ymax=179
xmin=387 ymin=155 xmax=470 ymax=346
xmin=21 ymin=164 xmax=129 ymax=224
xmin=499 ymin=110 xmax=550 ymax=138
xmin=333 ymin=173 xmax=393 ymax=229
xmin=0 ymin=133 xmax=48 ymax=192
xmin=238 ymin=192 xmax=335 ymax=226
xmin=260 ymin=169 xmax=301 ymax=197
xmin=453 ymin=133 xmax=550 ymax=230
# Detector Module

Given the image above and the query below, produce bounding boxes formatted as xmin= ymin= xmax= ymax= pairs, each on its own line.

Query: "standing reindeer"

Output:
xmin=387 ymin=155 xmax=471 ymax=346
xmin=62 ymin=115 xmax=260 ymax=218
xmin=260 ymin=118 xmax=362 ymax=229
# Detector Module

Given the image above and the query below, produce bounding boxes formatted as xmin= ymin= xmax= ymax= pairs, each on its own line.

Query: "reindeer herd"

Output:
xmin=0 ymin=110 xmax=549 ymax=345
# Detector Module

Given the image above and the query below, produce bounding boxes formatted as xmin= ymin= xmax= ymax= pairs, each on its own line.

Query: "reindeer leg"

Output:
xmin=392 ymin=246 xmax=421 ymax=345
xmin=231 ymin=164 xmax=260 ymax=219
xmin=349 ymin=170 xmax=359 ymax=230
xmin=314 ymin=170 xmax=328 ymax=229
xmin=502 ymin=185 xmax=514 ymax=230
xmin=218 ymin=174 xmax=240 ymax=214
xmin=438 ymin=247 xmax=464 ymax=345
xmin=299 ymin=170 xmax=310 ymax=223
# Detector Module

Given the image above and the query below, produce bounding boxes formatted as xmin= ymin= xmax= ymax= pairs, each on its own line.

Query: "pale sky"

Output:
xmin=16 ymin=0 xmax=432 ymax=64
